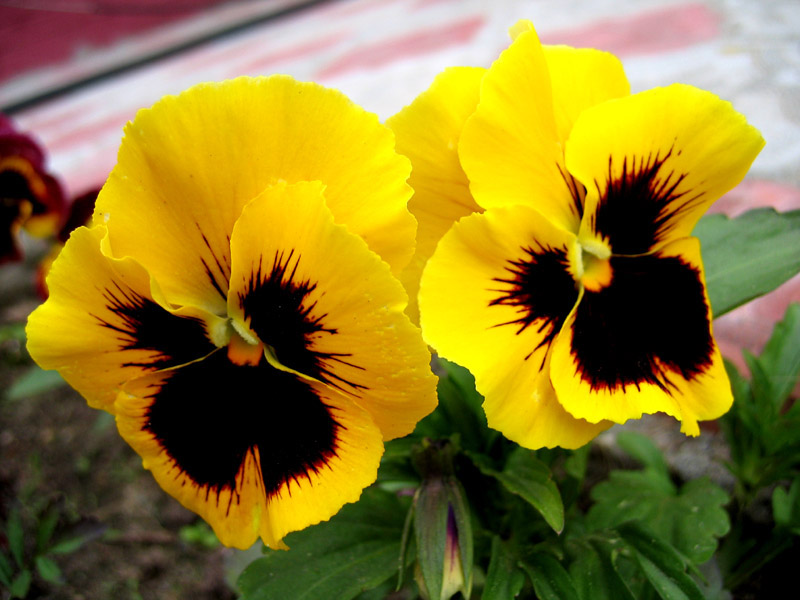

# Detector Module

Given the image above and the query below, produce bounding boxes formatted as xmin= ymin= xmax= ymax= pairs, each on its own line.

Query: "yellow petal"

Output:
xmin=115 ymin=352 xmax=383 ymax=549
xmin=459 ymin=25 xmax=578 ymax=232
xmin=550 ymin=237 xmax=733 ymax=435
xmin=487 ymin=350 xmax=612 ymax=450
xmin=420 ymin=205 xmax=603 ymax=448
xmin=227 ymin=181 xmax=437 ymax=440
xmin=95 ymin=75 xmax=415 ymax=313
xmin=26 ymin=225 xmax=223 ymax=412
xmin=571 ymin=84 xmax=765 ymax=255
xmin=387 ymin=66 xmax=485 ymax=323
xmin=543 ymin=45 xmax=630 ymax=145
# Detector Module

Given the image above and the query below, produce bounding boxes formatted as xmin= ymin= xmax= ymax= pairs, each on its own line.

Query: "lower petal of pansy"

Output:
xmin=550 ymin=237 xmax=732 ymax=435
xmin=27 ymin=225 xmax=224 ymax=412
xmin=227 ymin=181 xmax=437 ymax=440
xmin=386 ymin=66 xmax=485 ymax=323
xmin=420 ymin=205 xmax=595 ymax=447
xmin=115 ymin=351 xmax=383 ymax=549
xmin=569 ymin=84 xmax=764 ymax=255
xmin=485 ymin=349 xmax=612 ymax=450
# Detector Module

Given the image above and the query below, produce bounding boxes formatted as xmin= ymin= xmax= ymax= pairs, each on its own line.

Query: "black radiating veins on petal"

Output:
xmin=570 ymin=253 xmax=714 ymax=393
xmin=144 ymin=351 xmax=340 ymax=502
xmin=489 ymin=244 xmax=579 ymax=367
xmin=556 ymin=162 xmax=586 ymax=220
xmin=95 ymin=282 xmax=216 ymax=370
xmin=197 ymin=224 xmax=231 ymax=302
xmin=239 ymin=250 xmax=364 ymax=392
xmin=590 ymin=146 xmax=704 ymax=255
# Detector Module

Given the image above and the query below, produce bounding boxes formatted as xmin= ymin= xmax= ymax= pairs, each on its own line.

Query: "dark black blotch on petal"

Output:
xmin=96 ymin=282 xmax=216 ymax=369
xmin=144 ymin=351 xmax=339 ymax=499
xmin=571 ymin=253 xmax=713 ymax=392
xmin=490 ymin=244 xmax=579 ymax=366
xmin=240 ymin=250 xmax=364 ymax=391
xmin=592 ymin=148 xmax=703 ymax=255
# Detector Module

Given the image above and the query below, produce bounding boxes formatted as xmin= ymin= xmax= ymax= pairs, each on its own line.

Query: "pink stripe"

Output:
xmin=222 ymin=31 xmax=350 ymax=78
xmin=710 ymin=180 xmax=800 ymax=216
xmin=539 ymin=3 xmax=719 ymax=56
xmin=317 ymin=15 xmax=485 ymax=79
xmin=45 ymin=112 xmax=131 ymax=152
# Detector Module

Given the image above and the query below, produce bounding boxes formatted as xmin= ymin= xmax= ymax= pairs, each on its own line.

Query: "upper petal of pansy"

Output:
xmin=226 ymin=181 xmax=437 ymax=440
xmin=115 ymin=351 xmax=383 ymax=549
xmin=458 ymin=21 xmax=629 ymax=233
xmin=550 ymin=237 xmax=732 ymax=435
xmin=571 ymin=84 xmax=765 ymax=256
xmin=387 ymin=66 xmax=485 ymax=323
xmin=542 ymin=45 xmax=629 ymax=147
xmin=419 ymin=204 xmax=609 ymax=448
xmin=26 ymin=224 xmax=226 ymax=412
xmin=95 ymin=76 xmax=415 ymax=314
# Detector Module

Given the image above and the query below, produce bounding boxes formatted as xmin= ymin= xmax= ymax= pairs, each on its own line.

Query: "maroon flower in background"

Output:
xmin=1 ymin=114 xmax=66 ymax=263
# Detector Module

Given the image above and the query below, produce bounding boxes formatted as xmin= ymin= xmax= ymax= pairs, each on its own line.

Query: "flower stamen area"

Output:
xmin=576 ymin=240 xmax=613 ymax=293
xmin=238 ymin=250 xmax=365 ymax=393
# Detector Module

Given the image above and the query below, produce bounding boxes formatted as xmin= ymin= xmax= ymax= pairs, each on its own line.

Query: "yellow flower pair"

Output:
xmin=27 ymin=20 xmax=763 ymax=548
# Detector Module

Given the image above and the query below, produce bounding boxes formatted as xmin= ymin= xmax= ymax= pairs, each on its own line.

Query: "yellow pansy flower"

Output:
xmin=400 ymin=21 xmax=764 ymax=449
xmin=27 ymin=76 xmax=437 ymax=549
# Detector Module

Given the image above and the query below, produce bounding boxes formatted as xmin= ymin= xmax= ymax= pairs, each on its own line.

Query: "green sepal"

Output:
xmin=413 ymin=440 xmax=473 ymax=600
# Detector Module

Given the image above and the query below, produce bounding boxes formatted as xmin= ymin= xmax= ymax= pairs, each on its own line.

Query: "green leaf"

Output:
xmin=0 ymin=321 xmax=26 ymax=344
xmin=617 ymin=523 xmax=704 ymax=600
xmin=750 ymin=303 xmax=800 ymax=410
xmin=35 ymin=555 xmax=62 ymax=584
xmin=588 ymin=471 xmax=729 ymax=564
xmin=616 ymin=432 xmax=669 ymax=476
xmin=567 ymin=538 xmax=636 ymax=600
xmin=693 ymin=208 xmax=800 ymax=317
xmin=563 ymin=445 xmax=591 ymax=482
xmin=35 ymin=507 xmax=60 ymax=555
xmin=482 ymin=537 xmax=525 ymax=600
xmin=521 ymin=552 xmax=580 ymax=600
xmin=9 ymin=569 xmax=32 ymax=599
xmin=7 ymin=366 xmax=66 ymax=400
xmin=47 ymin=535 xmax=89 ymax=555
xmin=469 ymin=448 xmax=564 ymax=533
xmin=772 ymin=479 xmax=800 ymax=533
xmin=237 ymin=487 xmax=408 ymax=600
xmin=418 ymin=359 xmax=489 ymax=451
xmin=0 ymin=551 xmax=13 ymax=587
xmin=7 ymin=508 xmax=25 ymax=568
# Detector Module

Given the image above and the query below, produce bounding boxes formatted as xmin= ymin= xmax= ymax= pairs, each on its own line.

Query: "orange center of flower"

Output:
xmin=581 ymin=252 xmax=613 ymax=292
xmin=227 ymin=329 xmax=264 ymax=366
